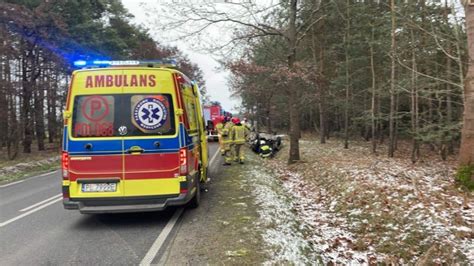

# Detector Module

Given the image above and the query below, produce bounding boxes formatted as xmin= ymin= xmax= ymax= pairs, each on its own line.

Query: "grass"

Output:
xmin=456 ymin=164 xmax=474 ymax=191
xmin=0 ymin=158 xmax=59 ymax=185
xmin=0 ymin=142 xmax=60 ymax=185
xmin=267 ymin=135 xmax=472 ymax=264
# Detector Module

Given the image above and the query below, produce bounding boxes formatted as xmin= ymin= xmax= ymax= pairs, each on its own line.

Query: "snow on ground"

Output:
xmin=0 ymin=156 xmax=59 ymax=177
xmin=271 ymin=165 xmax=382 ymax=264
xmin=263 ymin=138 xmax=473 ymax=264
xmin=244 ymin=161 xmax=317 ymax=264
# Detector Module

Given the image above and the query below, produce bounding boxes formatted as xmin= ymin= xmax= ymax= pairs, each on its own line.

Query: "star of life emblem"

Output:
xmin=133 ymin=98 xmax=167 ymax=131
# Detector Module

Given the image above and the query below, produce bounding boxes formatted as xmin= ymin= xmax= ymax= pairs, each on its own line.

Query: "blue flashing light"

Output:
xmin=73 ymin=60 xmax=87 ymax=67
xmin=73 ymin=59 xmax=177 ymax=68
xmin=92 ymin=60 xmax=112 ymax=65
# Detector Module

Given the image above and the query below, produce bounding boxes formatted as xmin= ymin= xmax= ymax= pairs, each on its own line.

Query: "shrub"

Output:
xmin=456 ymin=165 xmax=474 ymax=191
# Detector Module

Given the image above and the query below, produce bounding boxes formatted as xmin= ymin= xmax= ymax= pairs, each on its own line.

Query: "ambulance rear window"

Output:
xmin=72 ymin=94 xmax=175 ymax=138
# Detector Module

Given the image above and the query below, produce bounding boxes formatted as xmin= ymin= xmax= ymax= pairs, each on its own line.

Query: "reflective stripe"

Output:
xmin=222 ymin=122 xmax=233 ymax=139
xmin=231 ymin=125 xmax=246 ymax=144
xmin=260 ymin=145 xmax=271 ymax=151
xmin=216 ymin=123 xmax=223 ymax=134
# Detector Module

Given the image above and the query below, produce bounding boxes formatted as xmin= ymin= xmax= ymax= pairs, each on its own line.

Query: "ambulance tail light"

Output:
xmin=62 ymin=152 xmax=70 ymax=180
xmin=179 ymin=148 xmax=188 ymax=175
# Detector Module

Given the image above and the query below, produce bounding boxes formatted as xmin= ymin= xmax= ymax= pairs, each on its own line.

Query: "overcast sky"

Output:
xmin=121 ymin=0 xmax=240 ymax=112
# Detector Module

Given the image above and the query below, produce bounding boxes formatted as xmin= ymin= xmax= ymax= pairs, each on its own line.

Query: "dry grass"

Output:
xmin=266 ymin=135 xmax=473 ymax=264
xmin=0 ymin=142 xmax=60 ymax=184
xmin=0 ymin=142 xmax=60 ymax=167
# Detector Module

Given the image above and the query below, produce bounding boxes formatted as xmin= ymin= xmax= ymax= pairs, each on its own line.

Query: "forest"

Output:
xmin=0 ymin=0 xmax=205 ymax=159
xmin=1 ymin=0 xmax=473 ymax=187
xmin=226 ymin=0 xmax=467 ymax=164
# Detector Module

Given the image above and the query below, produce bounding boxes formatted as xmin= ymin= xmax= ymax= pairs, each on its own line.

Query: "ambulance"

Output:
xmin=61 ymin=60 xmax=208 ymax=213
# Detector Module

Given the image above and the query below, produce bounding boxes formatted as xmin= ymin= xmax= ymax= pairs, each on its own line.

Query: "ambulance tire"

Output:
xmin=188 ymin=173 xmax=201 ymax=209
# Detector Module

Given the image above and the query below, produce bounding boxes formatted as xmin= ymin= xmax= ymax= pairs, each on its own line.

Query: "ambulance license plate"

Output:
xmin=82 ymin=183 xmax=117 ymax=192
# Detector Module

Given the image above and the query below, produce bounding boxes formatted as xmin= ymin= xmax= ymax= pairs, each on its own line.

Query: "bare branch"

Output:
xmin=394 ymin=54 xmax=463 ymax=90
xmin=296 ymin=15 xmax=326 ymax=46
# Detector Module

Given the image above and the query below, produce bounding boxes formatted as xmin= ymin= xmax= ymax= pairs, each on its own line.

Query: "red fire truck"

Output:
xmin=203 ymin=105 xmax=222 ymax=141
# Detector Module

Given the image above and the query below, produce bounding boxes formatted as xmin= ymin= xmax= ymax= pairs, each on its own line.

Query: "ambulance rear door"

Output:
xmin=121 ymin=69 xmax=181 ymax=197
xmin=67 ymin=69 xmax=125 ymax=198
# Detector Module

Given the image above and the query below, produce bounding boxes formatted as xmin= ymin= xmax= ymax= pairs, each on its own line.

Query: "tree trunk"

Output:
xmin=369 ymin=30 xmax=377 ymax=154
xmin=319 ymin=7 xmax=326 ymax=145
xmin=460 ymin=3 xmax=474 ymax=166
xmin=287 ymin=0 xmax=300 ymax=164
xmin=34 ymin=76 xmax=45 ymax=151
xmin=343 ymin=0 xmax=350 ymax=149
xmin=21 ymin=50 xmax=33 ymax=154
xmin=410 ymin=29 xmax=419 ymax=163
xmin=47 ymin=66 xmax=58 ymax=144
xmin=311 ymin=17 xmax=326 ymax=144
xmin=266 ymin=109 xmax=273 ymax=134
xmin=7 ymin=92 xmax=19 ymax=160
xmin=7 ymin=57 xmax=19 ymax=160
xmin=0 ymin=55 xmax=8 ymax=149
xmin=388 ymin=0 xmax=396 ymax=158
xmin=455 ymin=22 xmax=465 ymax=101
xmin=444 ymin=0 xmax=454 ymax=155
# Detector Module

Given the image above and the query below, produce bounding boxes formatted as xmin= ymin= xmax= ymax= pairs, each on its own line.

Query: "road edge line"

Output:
xmin=19 ymin=193 xmax=62 ymax=212
xmin=139 ymin=208 xmax=184 ymax=266
xmin=0 ymin=197 xmax=62 ymax=228
xmin=209 ymin=147 xmax=220 ymax=168
xmin=140 ymin=147 xmax=220 ymax=265
xmin=0 ymin=180 xmax=24 ymax=188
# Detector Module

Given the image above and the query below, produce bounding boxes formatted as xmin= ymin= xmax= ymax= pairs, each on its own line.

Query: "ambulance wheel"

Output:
xmin=188 ymin=174 xmax=201 ymax=209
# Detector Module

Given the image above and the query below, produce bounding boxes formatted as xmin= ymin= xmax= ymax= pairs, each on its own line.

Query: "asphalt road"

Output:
xmin=0 ymin=142 xmax=220 ymax=265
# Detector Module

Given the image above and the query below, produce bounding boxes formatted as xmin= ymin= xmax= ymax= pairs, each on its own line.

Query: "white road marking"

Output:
xmin=0 ymin=180 xmax=24 ymax=188
xmin=139 ymin=208 xmax=184 ymax=266
xmin=36 ymin=170 xmax=58 ymax=178
xmin=209 ymin=147 xmax=220 ymax=167
xmin=19 ymin=194 xmax=62 ymax=212
xmin=0 ymin=197 xmax=62 ymax=228
xmin=140 ymin=147 xmax=220 ymax=265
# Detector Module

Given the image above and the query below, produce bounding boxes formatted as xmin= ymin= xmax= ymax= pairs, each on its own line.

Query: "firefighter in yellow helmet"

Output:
xmin=231 ymin=117 xmax=249 ymax=164
xmin=215 ymin=116 xmax=225 ymax=155
xmin=222 ymin=116 xmax=234 ymax=165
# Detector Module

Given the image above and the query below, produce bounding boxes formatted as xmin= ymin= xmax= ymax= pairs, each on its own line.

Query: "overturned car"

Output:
xmin=249 ymin=132 xmax=282 ymax=158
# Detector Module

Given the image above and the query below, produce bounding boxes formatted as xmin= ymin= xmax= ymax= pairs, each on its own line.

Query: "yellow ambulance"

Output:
xmin=61 ymin=60 xmax=208 ymax=213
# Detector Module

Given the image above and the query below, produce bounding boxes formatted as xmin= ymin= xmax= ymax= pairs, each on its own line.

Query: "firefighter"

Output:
xmin=259 ymin=140 xmax=273 ymax=158
xmin=216 ymin=116 xmax=225 ymax=155
xmin=222 ymin=116 xmax=234 ymax=165
xmin=231 ymin=117 xmax=249 ymax=164
xmin=242 ymin=118 xmax=252 ymax=131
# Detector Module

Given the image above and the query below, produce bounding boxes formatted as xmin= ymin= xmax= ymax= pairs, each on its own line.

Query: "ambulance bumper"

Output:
xmin=63 ymin=191 xmax=195 ymax=214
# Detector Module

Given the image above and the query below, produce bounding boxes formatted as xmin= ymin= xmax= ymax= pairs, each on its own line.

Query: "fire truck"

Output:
xmin=203 ymin=104 xmax=222 ymax=141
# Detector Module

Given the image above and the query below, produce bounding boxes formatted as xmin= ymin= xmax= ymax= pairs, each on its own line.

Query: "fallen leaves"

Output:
xmin=265 ymin=137 xmax=474 ymax=264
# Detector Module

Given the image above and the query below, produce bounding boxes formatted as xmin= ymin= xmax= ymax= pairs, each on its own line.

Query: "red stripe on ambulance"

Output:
xmin=68 ymin=154 xmax=123 ymax=181
xmin=124 ymin=153 xmax=179 ymax=179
